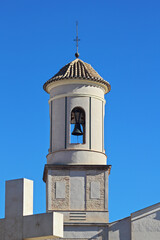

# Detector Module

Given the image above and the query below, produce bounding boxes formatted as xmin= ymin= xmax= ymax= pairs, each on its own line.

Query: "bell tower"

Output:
xmin=43 ymin=57 xmax=111 ymax=226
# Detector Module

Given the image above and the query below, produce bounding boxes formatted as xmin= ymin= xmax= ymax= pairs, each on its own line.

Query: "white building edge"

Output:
xmin=0 ymin=57 xmax=160 ymax=240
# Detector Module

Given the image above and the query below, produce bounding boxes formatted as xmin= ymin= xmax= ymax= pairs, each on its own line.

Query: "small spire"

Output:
xmin=74 ymin=21 xmax=80 ymax=58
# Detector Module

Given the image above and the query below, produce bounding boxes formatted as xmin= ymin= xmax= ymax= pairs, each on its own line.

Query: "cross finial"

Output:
xmin=74 ymin=21 xmax=80 ymax=58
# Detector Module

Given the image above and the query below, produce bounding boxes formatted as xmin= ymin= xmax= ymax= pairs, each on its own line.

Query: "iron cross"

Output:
xmin=74 ymin=21 xmax=80 ymax=58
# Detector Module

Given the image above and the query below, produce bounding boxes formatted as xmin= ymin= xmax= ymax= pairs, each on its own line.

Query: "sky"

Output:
xmin=0 ymin=0 xmax=160 ymax=222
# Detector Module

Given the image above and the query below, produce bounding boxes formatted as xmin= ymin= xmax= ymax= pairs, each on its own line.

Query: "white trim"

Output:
xmin=49 ymin=93 xmax=106 ymax=103
xmin=131 ymin=203 xmax=160 ymax=220
xmin=46 ymin=79 xmax=109 ymax=94
xmin=47 ymin=148 xmax=107 ymax=156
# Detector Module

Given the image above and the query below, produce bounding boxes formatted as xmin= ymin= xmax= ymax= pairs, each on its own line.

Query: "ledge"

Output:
xmin=43 ymin=164 xmax=112 ymax=182
xmin=63 ymin=222 xmax=109 ymax=226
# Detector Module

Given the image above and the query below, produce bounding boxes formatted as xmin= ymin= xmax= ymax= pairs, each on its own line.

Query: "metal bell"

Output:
xmin=72 ymin=123 xmax=83 ymax=136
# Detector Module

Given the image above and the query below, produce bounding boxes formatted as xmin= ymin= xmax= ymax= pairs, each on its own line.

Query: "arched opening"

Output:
xmin=70 ymin=107 xmax=85 ymax=144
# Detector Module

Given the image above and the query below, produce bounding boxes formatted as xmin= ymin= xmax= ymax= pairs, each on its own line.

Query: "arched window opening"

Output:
xmin=70 ymin=107 xmax=85 ymax=144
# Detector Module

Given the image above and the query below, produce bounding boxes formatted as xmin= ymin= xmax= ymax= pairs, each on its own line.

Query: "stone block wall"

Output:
xmin=86 ymin=170 xmax=105 ymax=211
xmin=46 ymin=166 xmax=109 ymax=213
xmin=48 ymin=170 xmax=70 ymax=211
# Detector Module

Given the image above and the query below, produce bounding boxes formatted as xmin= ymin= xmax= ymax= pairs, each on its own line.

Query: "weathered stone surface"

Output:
xmin=86 ymin=170 xmax=105 ymax=210
xmin=48 ymin=170 xmax=70 ymax=211
xmin=47 ymin=169 xmax=107 ymax=213
xmin=47 ymin=168 xmax=108 ymax=214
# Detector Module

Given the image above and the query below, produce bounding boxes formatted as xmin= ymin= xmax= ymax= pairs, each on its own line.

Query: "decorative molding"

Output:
xmin=47 ymin=148 xmax=107 ymax=156
xmin=49 ymin=92 xmax=105 ymax=103
xmin=45 ymin=78 xmax=110 ymax=94
xmin=89 ymin=97 xmax=91 ymax=150
xmin=69 ymin=212 xmax=86 ymax=221
xmin=56 ymin=181 xmax=66 ymax=199
xmin=90 ymin=182 xmax=100 ymax=199
xmin=104 ymin=171 xmax=108 ymax=210
xmin=50 ymin=101 xmax=52 ymax=152
xmin=102 ymin=101 xmax=104 ymax=152
xmin=43 ymin=164 xmax=112 ymax=183
xmin=65 ymin=97 xmax=67 ymax=149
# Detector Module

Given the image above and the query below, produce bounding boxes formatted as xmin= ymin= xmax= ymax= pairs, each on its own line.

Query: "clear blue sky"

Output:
xmin=0 ymin=0 xmax=160 ymax=222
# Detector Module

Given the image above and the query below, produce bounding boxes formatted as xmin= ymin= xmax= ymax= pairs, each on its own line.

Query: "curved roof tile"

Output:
xmin=43 ymin=58 xmax=111 ymax=93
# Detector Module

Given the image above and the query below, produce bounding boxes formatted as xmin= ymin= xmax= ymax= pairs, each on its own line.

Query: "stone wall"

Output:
xmin=47 ymin=168 xmax=107 ymax=212
xmin=47 ymin=225 xmax=106 ymax=240
xmin=131 ymin=204 xmax=160 ymax=240
xmin=86 ymin=170 xmax=105 ymax=211
xmin=48 ymin=170 xmax=70 ymax=211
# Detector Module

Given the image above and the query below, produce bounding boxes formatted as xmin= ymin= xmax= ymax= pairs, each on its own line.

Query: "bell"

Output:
xmin=72 ymin=123 xmax=83 ymax=136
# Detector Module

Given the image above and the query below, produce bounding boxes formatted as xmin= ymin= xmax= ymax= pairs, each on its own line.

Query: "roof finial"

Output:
xmin=74 ymin=21 xmax=80 ymax=58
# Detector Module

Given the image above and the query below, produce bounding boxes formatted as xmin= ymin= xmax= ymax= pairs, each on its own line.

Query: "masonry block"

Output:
xmin=23 ymin=212 xmax=63 ymax=239
xmin=5 ymin=178 xmax=33 ymax=218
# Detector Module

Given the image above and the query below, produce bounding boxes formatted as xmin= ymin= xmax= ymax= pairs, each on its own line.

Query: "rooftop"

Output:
xmin=43 ymin=58 xmax=111 ymax=93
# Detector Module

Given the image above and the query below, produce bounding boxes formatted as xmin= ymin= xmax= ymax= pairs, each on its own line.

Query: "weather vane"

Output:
xmin=74 ymin=21 xmax=80 ymax=58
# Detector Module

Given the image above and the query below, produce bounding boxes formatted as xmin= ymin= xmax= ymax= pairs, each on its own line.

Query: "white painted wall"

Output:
xmin=131 ymin=203 xmax=160 ymax=240
xmin=5 ymin=178 xmax=33 ymax=218
xmin=47 ymin=81 xmax=107 ymax=165
xmin=50 ymin=83 xmax=104 ymax=99
xmin=47 ymin=149 xmax=106 ymax=165
xmin=51 ymin=98 xmax=65 ymax=151
xmin=91 ymin=97 xmax=103 ymax=152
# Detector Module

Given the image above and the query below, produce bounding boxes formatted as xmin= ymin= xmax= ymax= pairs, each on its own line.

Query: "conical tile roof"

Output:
xmin=43 ymin=58 xmax=111 ymax=93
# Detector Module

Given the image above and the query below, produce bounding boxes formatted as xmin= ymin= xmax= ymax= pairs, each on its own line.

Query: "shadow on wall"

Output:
xmin=108 ymin=217 xmax=131 ymax=240
xmin=154 ymin=210 xmax=160 ymax=221
xmin=88 ymin=227 xmax=106 ymax=240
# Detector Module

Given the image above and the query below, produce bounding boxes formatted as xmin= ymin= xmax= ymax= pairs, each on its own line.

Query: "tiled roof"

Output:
xmin=43 ymin=58 xmax=111 ymax=92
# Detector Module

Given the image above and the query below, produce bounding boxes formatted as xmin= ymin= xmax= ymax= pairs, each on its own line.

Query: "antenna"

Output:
xmin=74 ymin=21 xmax=80 ymax=58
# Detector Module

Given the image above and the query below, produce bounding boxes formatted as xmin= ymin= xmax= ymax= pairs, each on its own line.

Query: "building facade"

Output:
xmin=43 ymin=57 xmax=160 ymax=240
xmin=0 ymin=56 xmax=160 ymax=240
